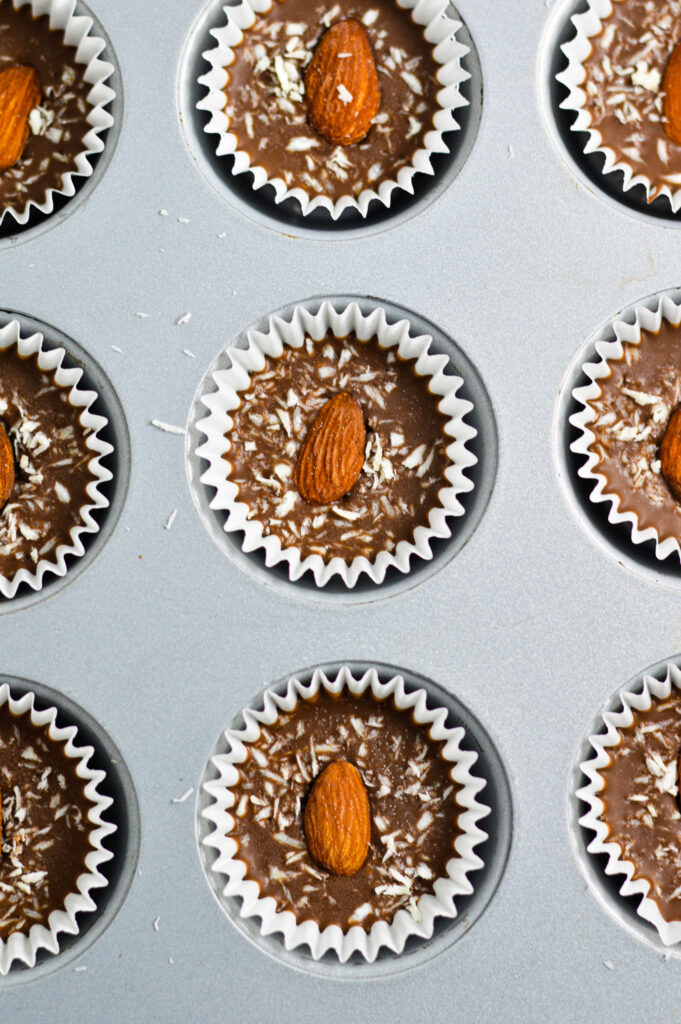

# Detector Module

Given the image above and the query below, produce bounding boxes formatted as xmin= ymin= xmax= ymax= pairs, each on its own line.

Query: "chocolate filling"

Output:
xmin=0 ymin=1 xmax=91 ymax=210
xmin=585 ymin=320 xmax=681 ymax=541
xmin=600 ymin=687 xmax=681 ymax=923
xmin=227 ymin=330 xmax=450 ymax=561
xmin=0 ymin=704 xmax=94 ymax=938
xmin=0 ymin=346 xmax=97 ymax=579
xmin=223 ymin=0 xmax=440 ymax=201
xmin=228 ymin=689 xmax=463 ymax=931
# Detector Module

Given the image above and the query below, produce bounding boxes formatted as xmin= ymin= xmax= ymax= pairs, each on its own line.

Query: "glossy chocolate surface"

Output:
xmin=0 ymin=704 xmax=93 ymax=938
xmin=228 ymin=689 xmax=463 ymax=930
xmin=227 ymin=331 xmax=450 ymax=561
xmin=223 ymin=0 xmax=439 ymax=201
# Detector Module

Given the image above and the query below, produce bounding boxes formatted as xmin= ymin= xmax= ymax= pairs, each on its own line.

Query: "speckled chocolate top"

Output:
xmin=0 ymin=704 xmax=94 ymax=938
xmin=580 ymin=0 xmax=681 ymax=198
xmin=228 ymin=689 xmax=463 ymax=930
xmin=227 ymin=331 xmax=450 ymax=561
xmin=584 ymin=321 xmax=681 ymax=541
xmin=0 ymin=346 xmax=97 ymax=580
xmin=223 ymin=0 xmax=440 ymax=201
xmin=0 ymin=0 xmax=92 ymax=211
xmin=600 ymin=686 xmax=681 ymax=923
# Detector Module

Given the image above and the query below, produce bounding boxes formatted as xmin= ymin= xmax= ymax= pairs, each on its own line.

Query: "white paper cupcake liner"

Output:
xmin=0 ymin=318 xmax=113 ymax=598
xmin=557 ymin=0 xmax=681 ymax=212
xmin=0 ymin=0 xmax=116 ymax=228
xmin=198 ymin=0 xmax=469 ymax=220
xmin=202 ymin=665 xmax=489 ymax=963
xmin=195 ymin=299 xmax=478 ymax=588
xmin=570 ymin=292 xmax=681 ymax=563
xmin=0 ymin=683 xmax=116 ymax=974
xmin=578 ymin=661 xmax=681 ymax=946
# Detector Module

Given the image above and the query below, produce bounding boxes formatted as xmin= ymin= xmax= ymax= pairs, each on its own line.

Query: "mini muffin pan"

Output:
xmin=5 ymin=0 xmax=681 ymax=1018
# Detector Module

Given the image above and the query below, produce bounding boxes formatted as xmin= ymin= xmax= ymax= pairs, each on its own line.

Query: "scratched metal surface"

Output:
xmin=2 ymin=0 xmax=681 ymax=1021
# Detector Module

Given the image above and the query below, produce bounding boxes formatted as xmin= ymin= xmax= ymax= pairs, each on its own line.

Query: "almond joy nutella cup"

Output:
xmin=194 ymin=299 xmax=478 ymax=588
xmin=201 ymin=665 xmax=489 ymax=963
xmin=0 ymin=0 xmax=115 ymax=228
xmin=197 ymin=0 xmax=470 ymax=220
xmin=570 ymin=292 xmax=681 ymax=563
xmin=558 ymin=0 xmax=681 ymax=211
xmin=0 ymin=319 xmax=112 ymax=599
xmin=0 ymin=683 xmax=116 ymax=974
xmin=578 ymin=661 xmax=681 ymax=946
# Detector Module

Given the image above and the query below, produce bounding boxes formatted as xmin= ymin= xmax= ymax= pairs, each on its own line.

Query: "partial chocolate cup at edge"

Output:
xmin=194 ymin=299 xmax=478 ymax=588
xmin=578 ymin=661 xmax=681 ymax=946
xmin=557 ymin=0 xmax=681 ymax=213
xmin=0 ymin=683 xmax=116 ymax=975
xmin=0 ymin=319 xmax=113 ymax=599
xmin=0 ymin=0 xmax=116 ymax=229
xmin=197 ymin=0 xmax=469 ymax=221
xmin=201 ymin=665 xmax=489 ymax=963
xmin=570 ymin=293 xmax=681 ymax=563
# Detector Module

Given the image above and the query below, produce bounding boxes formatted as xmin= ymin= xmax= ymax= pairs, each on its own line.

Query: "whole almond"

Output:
xmin=660 ymin=404 xmax=681 ymax=502
xmin=303 ymin=760 xmax=371 ymax=876
xmin=294 ymin=392 xmax=366 ymax=505
xmin=305 ymin=19 xmax=381 ymax=147
xmin=0 ymin=66 xmax=41 ymax=173
xmin=0 ymin=422 xmax=15 ymax=508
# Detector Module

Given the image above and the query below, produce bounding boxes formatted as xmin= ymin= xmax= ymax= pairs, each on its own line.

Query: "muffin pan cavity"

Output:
xmin=196 ymin=661 xmax=512 ymax=979
xmin=0 ymin=310 xmax=130 ymax=612
xmin=571 ymin=654 xmax=681 ymax=956
xmin=554 ymin=287 xmax=681 ymax=588
xmin=186 ymin=294 xmax=497 ymax=606
xmin=0 ymin=675 xmax=140 ymax=985
xmin=539 ymin=0 xmax=681 ymax=227
xmin=0 ymin=0 xmax=122 ymax=248
xmin=177 ymin=0 xmax=482 ymax=239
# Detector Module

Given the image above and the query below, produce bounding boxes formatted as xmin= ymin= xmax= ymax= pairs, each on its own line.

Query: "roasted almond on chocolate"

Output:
xmin=303 ymin=759 xmax=371 ymax=876
xmin=663 ymin=41 xmax=681 ymax=147
xmin=660 ymin=405 xmax=681 ymax=503
xmin=294 ymin=392 xmax=366 ymax=505
xmin=0 ymin=422 xmax=15 ymax=508
xmin=304 ymin=19 xmax=380 ymax=146
xmin=0 ymin=66 xmax=41 ymax=173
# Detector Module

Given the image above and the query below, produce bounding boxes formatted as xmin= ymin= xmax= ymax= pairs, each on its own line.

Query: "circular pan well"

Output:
xmin=538 ymin=0 xmax=681 ymax=228
xmin=0 ymin=675 xmax=140 ymax=985
xmin=0 ymin=0 xmax=123 ymax=250
xmin=554 ymin=286 xmax=681 ymax=589
xmin=570 ymin=653 xmax=681 ymax=956
xmin=185 ymin=294 xmax=497 ymax=606
xmin=196 ymin=660 xmax=512 ymax=979
xmin=0 ymin=309 xmax=131 ymax=613
xmin=177 ymin=0 xmax=482 ymax=240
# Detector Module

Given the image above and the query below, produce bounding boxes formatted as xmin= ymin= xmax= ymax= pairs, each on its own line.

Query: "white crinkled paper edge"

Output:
xmin=557 ymin=0 xmax=681 ymax=212
xmin=202 ymin=665 xmax=489 ymax=963
xmin=0 ymin=682 xmax=117 ymax=974
xmin=195 ymin=299 xmax=478 ymax=587
xmin=570 ymin=292 xmax=681 ymax=564
xmin=0 ymin=0 xmax=116 ymax=228
xmin=0 ymin=319 xmax=112 ymax=598
xmin=578 ymin=662 xmax=681 ymax=946
xmin=197 ymin=0 xmax=469 ymax=220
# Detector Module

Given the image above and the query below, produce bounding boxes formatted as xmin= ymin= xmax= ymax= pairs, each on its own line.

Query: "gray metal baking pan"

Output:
xmin=1 ymin=0 xmax=681 ymax=1020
